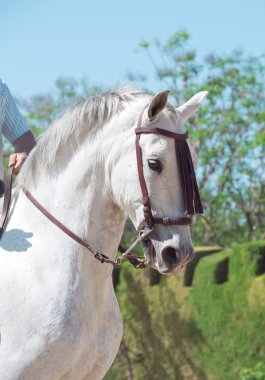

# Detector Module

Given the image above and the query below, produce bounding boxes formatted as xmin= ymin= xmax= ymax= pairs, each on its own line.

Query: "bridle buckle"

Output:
xmin=162 ymin=217 xmax=171 ymax=225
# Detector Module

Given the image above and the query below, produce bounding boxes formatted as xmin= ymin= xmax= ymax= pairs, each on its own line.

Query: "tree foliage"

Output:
xmin=137 ymin=31 xmax=265 ymax=246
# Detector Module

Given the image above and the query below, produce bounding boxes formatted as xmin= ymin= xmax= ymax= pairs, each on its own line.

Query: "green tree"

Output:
xmin=136 ymin=31 xmax=265 ymax=246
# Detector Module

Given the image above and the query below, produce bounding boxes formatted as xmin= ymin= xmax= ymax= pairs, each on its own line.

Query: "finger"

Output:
xmin=14 ymin=155 xmax=27 ymax=172
xmin=9 ymin=154 xmax=17 ymax=168
xmin=13 ymin=153 xmax=27 ymax=175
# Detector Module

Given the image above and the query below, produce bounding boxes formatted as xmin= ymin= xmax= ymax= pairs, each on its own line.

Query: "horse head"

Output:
xmin=111 ymin=89 xmax=207 ymax=274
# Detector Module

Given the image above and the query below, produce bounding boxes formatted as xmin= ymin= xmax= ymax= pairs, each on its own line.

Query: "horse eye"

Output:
xmin=148 ymin=159 xmax=163 ymax=173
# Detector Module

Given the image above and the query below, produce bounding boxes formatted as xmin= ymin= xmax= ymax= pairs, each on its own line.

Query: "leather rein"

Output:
xmin=0 ymin=106 xmax=203 ymax=269
xmin=0 ymin=167 xmax=150 ymax=268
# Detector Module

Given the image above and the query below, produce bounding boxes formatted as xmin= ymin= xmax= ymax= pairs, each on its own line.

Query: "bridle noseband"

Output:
xmin=0 ymin=105 xmax=203 ymax=269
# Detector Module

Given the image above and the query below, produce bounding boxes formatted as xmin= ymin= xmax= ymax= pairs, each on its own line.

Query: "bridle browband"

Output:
xmin=0 ymin=105 xmax=203 ymax=269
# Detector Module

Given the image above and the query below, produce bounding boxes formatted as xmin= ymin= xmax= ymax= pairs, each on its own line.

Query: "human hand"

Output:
xmin=9 ymin=153 xmax=28 ymax=175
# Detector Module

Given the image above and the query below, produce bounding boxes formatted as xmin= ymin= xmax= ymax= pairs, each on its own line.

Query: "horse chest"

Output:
xmin=67 ymin=316 xmax=123 ymax=380
xmin=51 ymin=293 xmax=123 ymax=380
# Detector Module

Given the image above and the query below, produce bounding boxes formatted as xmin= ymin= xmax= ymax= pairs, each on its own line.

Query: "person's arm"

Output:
xmin=2 ymin=82 xmax=36 ymax=174
xmin=13 ymin=129 xmax=36 ymax=153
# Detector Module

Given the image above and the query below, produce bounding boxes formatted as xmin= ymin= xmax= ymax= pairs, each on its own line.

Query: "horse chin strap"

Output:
xmin=0 ymin=105 xmax=203 ymax=270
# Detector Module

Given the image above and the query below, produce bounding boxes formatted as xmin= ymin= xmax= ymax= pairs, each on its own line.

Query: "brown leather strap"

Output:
xmin=0 ymin=167 xmax=14 ymax=239
xmin=153 ymin=216 xmax=192 ymax=225
xmin=135 ymin=133 xmax=154 ymax=228
xmin=23 ymin=189 xmax=119 ymax=265
xmin=0 ymin=180 xmax=5 ymax=197
xmin=135 ymin=108 xmax=155 ymax=228
xmin=135 ymin=109 xmax=194 ymax=229
xmin=23 ymin=189 xmax=148 ymax=268
xmin=135 ymin=127 xmax=189 ymax=140
xmin=118 ymin=244 xmax=147 ymax=269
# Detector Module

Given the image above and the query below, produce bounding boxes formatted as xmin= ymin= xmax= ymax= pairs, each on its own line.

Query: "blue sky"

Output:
xmin=1 ymin=0 xmax=264 ymax=98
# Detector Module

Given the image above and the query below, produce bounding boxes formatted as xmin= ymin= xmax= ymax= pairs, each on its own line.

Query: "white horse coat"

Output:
xmin=0 ymin=87 xmax=207 ymax=380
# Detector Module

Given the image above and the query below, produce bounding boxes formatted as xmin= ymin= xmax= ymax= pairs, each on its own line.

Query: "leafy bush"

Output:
xmin=239 ymin=363 xmax=265 ymax=380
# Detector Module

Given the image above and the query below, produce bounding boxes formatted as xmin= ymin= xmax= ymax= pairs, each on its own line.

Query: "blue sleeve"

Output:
xmin=2 ymin=82 xmax=30 ymax=143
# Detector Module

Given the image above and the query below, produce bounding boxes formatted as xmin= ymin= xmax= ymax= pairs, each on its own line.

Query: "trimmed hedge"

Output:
xmin=106 ymin=241 xmax=265 ymax=380
xmin=188 ymin=241 xmax=265 ymax=379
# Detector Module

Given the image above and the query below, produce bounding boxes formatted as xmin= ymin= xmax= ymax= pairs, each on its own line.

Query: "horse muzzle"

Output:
xmin=142 ymin=238 xmax=194 ymax=274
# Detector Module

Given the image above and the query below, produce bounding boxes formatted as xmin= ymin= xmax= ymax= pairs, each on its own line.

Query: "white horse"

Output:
xmin=0 ymin=87 xmax=207 ymax=380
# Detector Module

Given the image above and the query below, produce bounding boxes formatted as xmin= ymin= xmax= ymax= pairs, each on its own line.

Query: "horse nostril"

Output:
xmin=161 ymin=246 xmax=180 ymax=266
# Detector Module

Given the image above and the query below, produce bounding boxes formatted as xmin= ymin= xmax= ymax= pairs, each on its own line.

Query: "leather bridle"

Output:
xmin=0 ymin=105 xmax=203 ymax=269
xmin=135 ymin=108 xmax=193 ymax=232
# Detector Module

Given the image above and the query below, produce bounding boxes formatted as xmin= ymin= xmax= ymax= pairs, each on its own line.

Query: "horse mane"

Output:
xmin=17 ymin=86 xmax=146 ymax=187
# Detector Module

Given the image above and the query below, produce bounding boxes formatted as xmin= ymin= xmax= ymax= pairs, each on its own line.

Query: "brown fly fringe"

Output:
xmin=175 ymin=139 xmax=204 ymax=215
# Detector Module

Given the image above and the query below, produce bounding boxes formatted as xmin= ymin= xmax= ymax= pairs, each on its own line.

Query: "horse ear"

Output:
xmin=177 ymin=91 xmax=208 ymax=122
xmin=148 ymin=90 xmax=170 ymax=121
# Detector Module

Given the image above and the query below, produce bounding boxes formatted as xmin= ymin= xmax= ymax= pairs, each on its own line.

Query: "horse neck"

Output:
xmin=21 ymin=124 xmax=128 ymax=275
